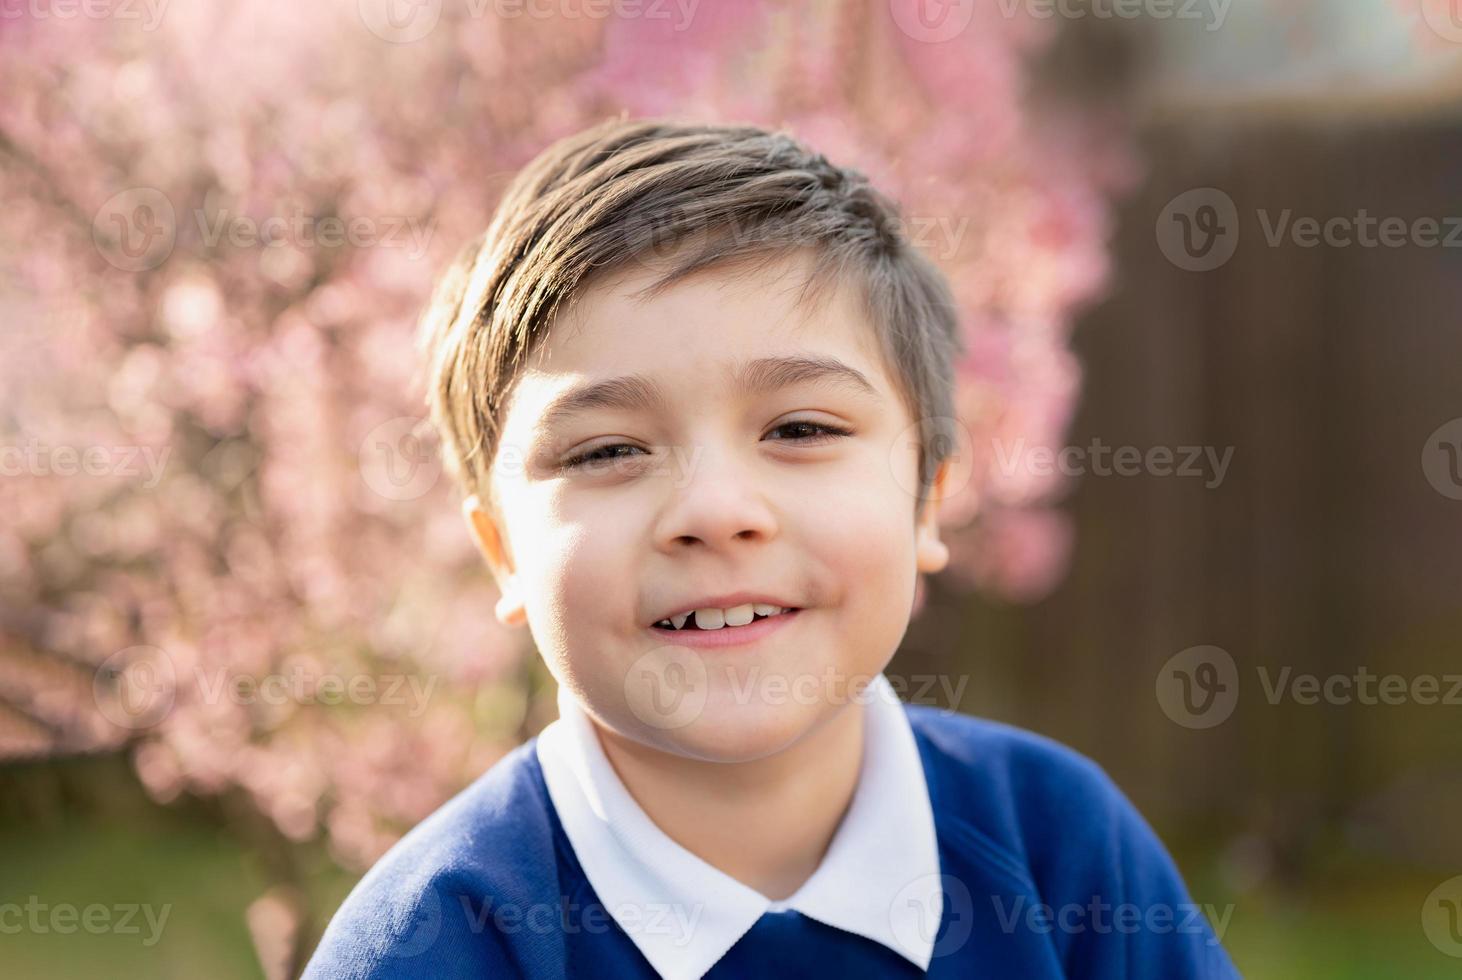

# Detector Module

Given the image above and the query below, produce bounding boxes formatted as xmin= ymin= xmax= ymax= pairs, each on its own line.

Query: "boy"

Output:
xmin=305 ymin=119 xmax=1240 ymax=978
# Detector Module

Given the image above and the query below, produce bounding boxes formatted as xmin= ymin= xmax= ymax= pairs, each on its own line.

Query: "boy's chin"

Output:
xmin=646 ymin=698 xmax=842 ymax=764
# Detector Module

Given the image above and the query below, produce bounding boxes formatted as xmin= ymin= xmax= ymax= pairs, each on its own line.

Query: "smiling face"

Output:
xmin=466 ymin=248 xmax=950 ymax=763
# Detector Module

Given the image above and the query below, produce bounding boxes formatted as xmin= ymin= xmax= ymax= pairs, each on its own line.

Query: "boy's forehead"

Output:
xmin=531 ymin=249 xmax=883 ymax=378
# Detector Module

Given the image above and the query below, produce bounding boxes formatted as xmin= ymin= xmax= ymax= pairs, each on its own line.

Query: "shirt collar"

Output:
xmin=535 ymin=673 xmax=943 ymax=979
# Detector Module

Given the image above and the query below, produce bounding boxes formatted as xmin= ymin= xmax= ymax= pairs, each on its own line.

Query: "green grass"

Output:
xmin=1220 ymin=877 xmax=1461 ymax=979
xmin=0 ymin=820 xmax=266 ymax=979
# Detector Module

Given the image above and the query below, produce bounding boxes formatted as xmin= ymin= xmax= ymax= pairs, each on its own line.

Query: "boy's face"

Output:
xmin=466 ymin=248 xmax=950 ymax=763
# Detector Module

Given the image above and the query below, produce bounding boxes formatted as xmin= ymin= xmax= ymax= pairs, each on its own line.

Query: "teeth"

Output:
xmin=693 ymin=607 xmax=725 ymax=630
xmin=723 ymin=604 xmax=755 ymax=627
xmin=654 ymin=604 xmax=794 ymax=630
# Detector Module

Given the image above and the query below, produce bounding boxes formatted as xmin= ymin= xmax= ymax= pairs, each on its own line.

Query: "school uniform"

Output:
xmin=304 ymin=674 xmax=1240 ymax=978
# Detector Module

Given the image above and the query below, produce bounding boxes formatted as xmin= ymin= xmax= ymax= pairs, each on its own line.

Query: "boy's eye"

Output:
xmin=560 ymin=443 xmax=648 ymax=470
xmin=558 ymin=421 xmax=852 ymax=471
xmin=764 ymin=420 xmax=853 ymax=443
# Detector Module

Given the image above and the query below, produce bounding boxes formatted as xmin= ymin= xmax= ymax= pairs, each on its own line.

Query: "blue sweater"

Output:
xmin=305 ymin=704 xmax=1240 ymax=978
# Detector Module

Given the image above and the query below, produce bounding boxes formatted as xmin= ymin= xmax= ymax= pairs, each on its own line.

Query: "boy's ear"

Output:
xmin=463 ymin=494 xmax=527 ymax=628
xmin=915 ymin=458 xmax=952 ymax=575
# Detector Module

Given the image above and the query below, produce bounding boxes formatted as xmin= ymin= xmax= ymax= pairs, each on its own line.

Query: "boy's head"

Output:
xmin=421 ymin=118 xmax=964 ymax=762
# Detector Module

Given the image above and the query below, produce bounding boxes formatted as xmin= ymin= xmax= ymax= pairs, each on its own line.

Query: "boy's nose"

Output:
xmin=651 ymin=450 xmax=779 ymax=552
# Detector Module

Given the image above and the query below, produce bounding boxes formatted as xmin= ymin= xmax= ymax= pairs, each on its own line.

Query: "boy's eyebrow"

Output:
xmin=534 ymin=355 xmax=880 ymax=435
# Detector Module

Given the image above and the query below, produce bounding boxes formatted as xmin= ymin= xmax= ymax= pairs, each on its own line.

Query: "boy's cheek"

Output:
xmin=814 ymin=475 xmax=920 ymax=560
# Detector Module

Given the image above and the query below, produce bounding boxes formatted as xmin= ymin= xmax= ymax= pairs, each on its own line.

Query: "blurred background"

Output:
xmin=2 ymin=0 xmax=1460 ymax=976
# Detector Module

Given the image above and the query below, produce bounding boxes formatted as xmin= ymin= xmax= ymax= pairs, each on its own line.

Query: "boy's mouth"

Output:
xmin=651 ymin=604 xmax=801 ymax=632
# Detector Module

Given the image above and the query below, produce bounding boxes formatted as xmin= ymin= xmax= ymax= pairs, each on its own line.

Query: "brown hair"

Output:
xmin=419 ymin=116 xmax=964 ymax=514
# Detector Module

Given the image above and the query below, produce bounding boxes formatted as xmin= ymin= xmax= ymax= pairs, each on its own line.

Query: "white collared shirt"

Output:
xmin=534 ymin=672 xmax=943 ymax=980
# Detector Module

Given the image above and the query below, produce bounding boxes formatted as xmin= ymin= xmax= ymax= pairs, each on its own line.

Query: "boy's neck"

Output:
xmin=590 ymin=701 xmax=868 ymax=902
